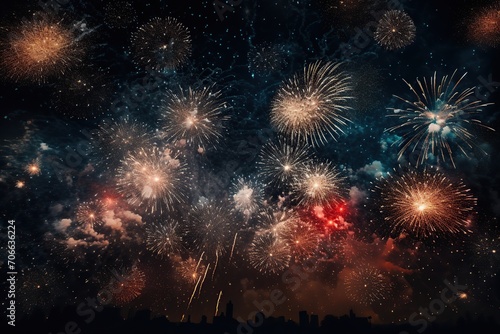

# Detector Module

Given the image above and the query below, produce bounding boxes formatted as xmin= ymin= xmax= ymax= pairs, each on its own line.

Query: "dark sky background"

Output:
xmin=0 ymin=0 xmax=500 ymax=329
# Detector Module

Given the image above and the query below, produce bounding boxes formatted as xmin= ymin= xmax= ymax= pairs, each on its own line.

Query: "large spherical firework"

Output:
xmin=146 ymin=220 xmax=183 ymax=258
xmin=248 ymin=229 xmax=291 ymax=274
xmin=93 ymin=117 xmax=153 ymax=168
xmin=130 ymin=17 xmax=191 ymax=71
xmin=386 ymin=70 xmax=494 ymax=167
xmin=375 ymin=10 xmax=416 ymax=50
xmin=344 ymin=267 xmax=393 ymax=305
xmin=467 ymin=4 xmax=500 ymax=47
xmin=187 ymin=201 xmax=238 ymax=259
xmin=270 ymin=61 xmax=352 ymax=146
xmin=231 ymin=178 xmax=262 ymax=217
xmin=0 ymin=16 xmax=83 ymax=83
xmin=257 ymin=137 xmax=314 ymax=187
xmin=292 ymin=162 xmax=345 ymax=207
xmin=102 ymin=266 xmax=146 ymax=304
xmin=116 ymin=147 xmax=188 ymax=214
xmin=160 ymin=86 xmax=230 ymax=149
xmin=376 ymin=167 xmax=476 ymax=238
xmin=76 ymin=200 xmax=105 ymax=226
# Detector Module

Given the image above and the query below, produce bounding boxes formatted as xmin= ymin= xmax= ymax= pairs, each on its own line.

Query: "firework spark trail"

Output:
xmin=187 ymin=275 xmax=202 ymax=310
xmin=215 ymin=290 xmax=223 ymax=316
xmin=229 ymin=233 xmax=238 ymax=263
xmin=211 ymin=253 xmax=219 ymax=280
xmin=195 ymin=252 xmax=204 ymax=273
xmin=198 ymin=264 xmax=210 ymax=297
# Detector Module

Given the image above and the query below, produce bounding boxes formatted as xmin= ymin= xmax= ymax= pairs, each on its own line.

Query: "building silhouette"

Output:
xmin=12 ymin=300 xmax=500 ymax=334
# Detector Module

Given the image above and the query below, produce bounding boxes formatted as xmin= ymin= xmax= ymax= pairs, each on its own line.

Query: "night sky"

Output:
xmin=1 ymin=0 xmax=500 ymax=330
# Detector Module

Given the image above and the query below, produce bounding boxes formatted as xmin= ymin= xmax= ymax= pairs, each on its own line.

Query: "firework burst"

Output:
xmin=376 ymin=167 xmax=476 ymax=238
xmin=187 ymin=202 xmax=238 ymax=260
xmin=467 ymin=3 xmax=500 ymax=47
xmin=248 ymin=229 xmax=291 ymax=274
xmin=386 ymin=70 xmax=494 ymax=167
xmin=76 ymin=200 xmax=105 ymax=226
xmin=257 ymin=137 xmax=314 ymax=187
xmin=146 ymin=220 xmax=184 ymax=258
xmin=0 ymin=16 xmax=83 ymax=82
xmin=25 ymin=159 xmax=41 ymax=176
xmin=270 ymin=61 xmax=352 ymax=146
xmin=116 ymin=147 xmax=188 ymax=214
xmin=102 ymin=266 xmax=146 ymax=304
xmin=175 ymin=256 xmax=207 ymax=284
xmin=231 ymin=178 xmax=262 ymax=217
xmin=375 ymin=10 xmax=416 ymax=50
xmin=160 ymin=86 xmax=230 ymax=149
xmin=94 ymin=117 xmax=153 ymax=168
xmin=131 ymin=17 xmax=191 ymax=71
xmin=292 ymin=162 xmax=345 ymax=207
xmin=282 ymin=219 xmax=321 ymax=261
xmin=344 ymin=267 xmax=393 ymax=305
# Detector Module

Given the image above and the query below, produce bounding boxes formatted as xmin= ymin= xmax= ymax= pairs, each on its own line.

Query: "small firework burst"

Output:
xmin=257 ymin=137 xmax=314 ymax=187
xmin=187 ymin=201 xmax=238 ymax=259
xmin=386 ymin=70 xmax=494 ymax=167
xmin=18 ymin=266 xmax=64 ymax=315
xmin=75 ymin=200 xmax=105 ymax=226
xmin=282 ymin=219 xmax=321 ymax=261
xmin=247 ymin=43 xmax=288 ymax=76
xmin=94 ymin=117 xmax=153 ymax=168
xmin=231 ymin=178 xmax=262 ymax=217
xmin=0 ymin=16 xmax=83 ymax=83
xmin=292 ymin=162 xmax=345 ymax=207
xmin=376 ymin=167 xmax=476 ymax=238
xmin=131 ymin=17 xmax=191 ymax=71
xmin=271 ymin=61 xmax=352 ymax=146
xmin=248 ymin=229 xmax=291 ymax=274
xmin=344 ymin=267 xmax=393 ymax=305
xmin=102 ymin=266 xmax=146 ymax=304
xmin=160 ymin=86 xmax=230 ymax=149
xmin=15 ymin=180 xmax=25 ymax=188
xmin=467 ymin=4 xmax=500 ymax=47
xmin=146 ymin=220 xmax=183 ymax=258
xmin=174 ymin=256 xmax=207 ymax=284
xmin=104 ymin=0 xmax=137 ymax=29
xmin=116 ymin=147 xmax=188 ymax=214
xmin=25 ymin=159 xmax=41 ymax=176
xmin=375 ymin=10 xmax=416 ymax=50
